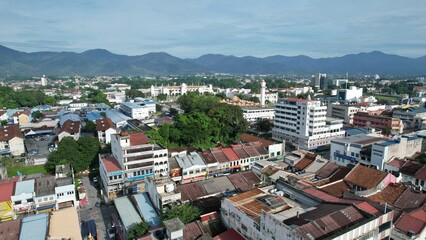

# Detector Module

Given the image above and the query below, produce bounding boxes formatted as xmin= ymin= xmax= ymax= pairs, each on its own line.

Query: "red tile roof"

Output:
xmin=0 ymin=219 xmax=21 ymax=240
xmin=356 ymin=202 xmax=381 ymax=216
xmin=102 ymin=156 xmax=122 ymax=173
xmin=395 ymin=205 xmax=426 ymax=235
xmin=316 ymin=162 xmax=340 ymax=179
xmin=367 ymin=183 xmax=407 ymax=205
xmin=0 ymin=125 xmax=23 ymax=141
xmin=0 ymin=177 xmax=19 ymax=202
xmin=240 ymin=133 xmax=275 ymax=147
xmin=240 ymin=171 xmax=261 ymax=185
xmin=213 ymin=229 xmax=245 ymax=240
xmin=221 ymin=148 xmax=239 ymax=161
xmin=242 ymin=143 xmax=260 ymax=157
xmin=60 ymin=120 xmax=80 ymax=134
xmin=200 ymin=150 xmax=217 ymax=164
xmin=230 ymin=144 xmax=249 ymax=159
xmin=294 ymin=157 xmax=314 ymax=170
xmin=210 ymin=147 xmax=230 ymax=164
xmin=320 ymin=180 xmax=351 ymax=198
xmin=249 ymin=141 xmax=268 ymax=154
xmin=129 ymin=132 xmax=149 ymax=146
xmin=415 ymin=166 xmax=426 ymax=181
xmin=96 ymin=117 xmax=115 ymax=131
xmin=387 ymin=158 xmax=406 ymax=169
xmin=344 ymin=164 xmax=388 ymax=190
xmin=12 ymin=110 xmax=30 ymax=117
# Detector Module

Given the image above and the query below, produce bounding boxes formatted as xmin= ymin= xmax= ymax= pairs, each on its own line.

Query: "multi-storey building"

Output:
xmin=150 ymin=83 xmax=213 ymax=97
xmin=353 ymin=111 xmax=403 ymax=134
xmin=327 ymin=103 xmax=361 ymax=124
xmin=100 ymin=131 xmax=169 ymax=199
xmin=330 ymin=134 xmax=388 ymax=167
xmin=273 ymin=98 xmax=345 ymax=150
xmin=337 ymin=86 xmax=363 ymax=103
xmin=0 ymin=125 xmax=25 ymax=156
xmin=119 ymin=102 xmax=152 ymax=120
xmin=242 ymin=107 xmax=275 ymax=122
xmin=96 ymin=117 xmax=116 ymax=144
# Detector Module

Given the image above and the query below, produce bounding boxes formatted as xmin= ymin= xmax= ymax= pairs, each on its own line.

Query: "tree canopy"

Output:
xmin=161 ymin=204 xmax=201 ymax=224
xmin=127 ymin=222 xmax=149 ymax=240
xmin=45 ymin=136 xmax=101 ymax=173
xmin=0 ymin=87 xmax=57 ymax=108
xmin=147 ymin=93 xmax=248 ymax=148
xmin=125 ymin=89 xmax=145 ymax=100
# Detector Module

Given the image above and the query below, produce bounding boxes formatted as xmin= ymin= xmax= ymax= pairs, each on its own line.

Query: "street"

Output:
xmin=78 ymin=175 xmax=115 ymax=240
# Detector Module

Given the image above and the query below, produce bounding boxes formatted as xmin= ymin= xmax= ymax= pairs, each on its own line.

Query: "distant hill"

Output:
xmin=0 ymin=44 xmax=425 ymax=76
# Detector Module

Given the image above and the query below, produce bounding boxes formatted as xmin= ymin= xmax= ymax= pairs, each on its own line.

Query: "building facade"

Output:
xmin=150 ymin=83 xmax=213 ymax=97
xmin=272 ymin=98 xmax=345 ymax=150
xmin=242 ymin=108 xmax=275 ymax=122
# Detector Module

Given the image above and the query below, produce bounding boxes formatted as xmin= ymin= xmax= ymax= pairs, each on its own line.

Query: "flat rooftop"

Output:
xmin=331 ymin=134 xmax=387 ymax=146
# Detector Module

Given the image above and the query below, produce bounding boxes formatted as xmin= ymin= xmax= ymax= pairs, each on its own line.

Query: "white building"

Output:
xmin=58 ymin=120 xmax=81 ymax=142
xmin=0 ymin=125 xmax=25 ymax=156
xmin=337 ymin=86 xmax=363 ymax=103
xmin=119 ymin=101 xmax=154 ymax=120
xmin=327 ymin=103 xmax=362 ymax=124
xmin=68 ymin=101 xmax=88 ymax=111
xmin=106 ymin=91 xmax=126 ymax=104
xmin=330 ymin=134 xmax=387 ymax=167
xmin=40 ymin=75 xmax=47 ymax=86
xmin=273 ymin=86 xmax=312 ymax=97
xmin=331 ymin=79 xmax=348 ymax=87
xmin=371 ymin=135 xmax=422 ymax=170
xmin=11 ymin=179 xmax=35 ymax=214
xmin=175 ymin=152 xmax=207 ymax=184
xmin=134 ymin=98 xmax=156 ymax=113
xmin=144 ymin=177 xmax=181 ymax=212
xmin=96 ymin=117 xmax=116 ymax=144
xmin=272 ymin=98 xmax=345 ymax=150
xmin=242 ymin=107 xmax=275 ymax=122
xmin=150 ymin=83 xmax=213 ymax=97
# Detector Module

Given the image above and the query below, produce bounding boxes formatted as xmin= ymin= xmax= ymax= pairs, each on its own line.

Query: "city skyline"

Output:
xmin=1 ymin=1 xmax=426 ymax=58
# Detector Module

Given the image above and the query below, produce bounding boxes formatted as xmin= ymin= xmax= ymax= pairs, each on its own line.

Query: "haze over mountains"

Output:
xmin=0 ymin=44 xmax=425 ymax=77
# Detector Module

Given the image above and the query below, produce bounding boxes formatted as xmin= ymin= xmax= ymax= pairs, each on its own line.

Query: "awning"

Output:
xmin=37 ymin=204 xmax=56 ymax=211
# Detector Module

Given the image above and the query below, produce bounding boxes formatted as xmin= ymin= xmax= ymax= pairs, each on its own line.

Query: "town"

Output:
xmin=0 ymin=73 xmax=426 ymax=240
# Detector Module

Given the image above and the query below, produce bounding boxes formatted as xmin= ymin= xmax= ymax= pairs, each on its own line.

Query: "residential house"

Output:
xmin=175 ymin=152 xmax=207 ymax=184
xmin=0 ymin=125 xmax=25 ymax=156
xmin=144 ymin=177 xmax=181 ymax=212
xmin=58 ymin=120 xmax=81 ymax=142
xmin=200 ymin=150 xmax=219 ymax=177
xmin=12 ymin=110 xmax=31 ymax=125
xmin=96 ymin=117 xmax=116 ymax=144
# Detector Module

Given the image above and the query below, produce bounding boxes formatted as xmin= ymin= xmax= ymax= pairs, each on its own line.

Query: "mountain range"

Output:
xmin=0 ymin=44 xmax=425 ymax=77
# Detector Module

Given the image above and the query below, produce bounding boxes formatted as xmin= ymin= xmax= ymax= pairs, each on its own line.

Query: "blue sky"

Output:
xmin=1 ymin=0 xmax=426 ymax=58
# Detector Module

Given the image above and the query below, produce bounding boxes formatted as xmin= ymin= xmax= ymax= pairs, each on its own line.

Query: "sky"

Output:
xmin=1 ymin=0 xmax=426 ymax=58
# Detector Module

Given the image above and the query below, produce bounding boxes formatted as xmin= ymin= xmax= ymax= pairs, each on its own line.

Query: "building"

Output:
xmin=134 ymin=98 xmax=156 ymax=113
xmin=48 ymin=207 xmax=81 ymax=240
xmin=68 ymin=100 xmax=88 ymax=111
xmin=326 ymin=103 xmax=361 ymax=124
xmin=242 ymin=107 xmax=275 ymax=122
xmin=144 ymin=177 xmax=181 ymax=212
xmin=175 ymin=152 xmax=207 ymax=184
xmin=272 ymin=98 xmax=345 ymax=150
xmin=150 ymin=83 xmax=213 ymax=97
xmin=40 ymin=75 xmax=47 ymax=86
xmin=330 ymin=134 xmax=388 ymax=167
xmin=58 ymin=120 xmax=81 ymax=142
xmin=337 ymin=86 xmax=363 ymax=103
xmin=312 ymin=73 xmax=327 ymax=89
xmin=54 ymin=164 xmax=76 ymax=209
xmin=0 ymin=177 xmax=19 ymax=222
xmin=273 ymin=86 xmax=312 ymax=97
xmin=331 ymin=79 xmax=348 ymax=87
xmin=248 ymin=80 xmax=279 ymax=105
xmin=0 ymin=125 xmax=25 ymax=156
xmin=132 ymin=193 xmax=161 ymax=227
xmin=371 ymin=135 xmax=422 ymax=170
xmin=99 ymin=131 xmax=169 ymax=199
xmin=353 ymin=111 xmax=403 ymax=134
xmin=163 ymin=218 xmax=185 ymax=240
xmin=96 ymin=117 xmax=116 ymax=144
xmin=393 ymin=204 xmax=426 ymax=240
xmin=11 ymin=110 xmax=31 ymax=126
xmin=221 ymin=186 xmax=393 ymax=240
xmin=119 ymin=102 xmax=151 ymax=120
xmin=11 ymin=179 xmax=35 ymax=214
xmin=113 ymin=196 xmax=142 ymax=239
xmin=19 ymin=213 xmax=49 ymax=240
xmin=34 ymin=176 xmax=57 ymax=213
xmin=104 ymin=109 xmax=131 ymax=128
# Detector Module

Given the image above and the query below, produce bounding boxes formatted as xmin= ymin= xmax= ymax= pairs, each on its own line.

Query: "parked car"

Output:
xmin=107 ymin=228 xmax=115 ymax=240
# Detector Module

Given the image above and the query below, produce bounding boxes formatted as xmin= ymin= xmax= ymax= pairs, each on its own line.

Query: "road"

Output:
xmin=78 ymin=175 xmax=115 ymax=240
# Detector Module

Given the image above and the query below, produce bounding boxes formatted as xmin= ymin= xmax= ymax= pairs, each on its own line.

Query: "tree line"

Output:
xmin=0 ymin=86 xmax=57 ymax=108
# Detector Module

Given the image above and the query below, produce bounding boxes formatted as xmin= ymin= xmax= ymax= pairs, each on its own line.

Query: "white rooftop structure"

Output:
xmin=175 ymin=152 xmax=206 ymax=169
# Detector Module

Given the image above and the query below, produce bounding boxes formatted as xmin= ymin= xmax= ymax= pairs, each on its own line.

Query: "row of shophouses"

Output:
xmin=0 ymin=164 xmax=76 ymax=222
xmin=99 ymin=130 xmax=284 ymax=200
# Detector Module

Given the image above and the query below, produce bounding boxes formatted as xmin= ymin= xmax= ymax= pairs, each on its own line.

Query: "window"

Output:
xmin=241 ymin=224 xmax=247 ymax=232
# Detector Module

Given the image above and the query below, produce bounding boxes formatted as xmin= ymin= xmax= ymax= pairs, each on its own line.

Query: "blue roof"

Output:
xmin=133 ymin=193 xmax=161 ymax=227
xmin=86 ymin=111 xmax=103 ymax=122
xmin=342 ymin=127 xmax=369 ymax=136
xmin=59 ymin=112 xmax=80 ymax=126
xmin=15 ymin=179 xmax=35 ymax=195
xmin=377 ymin=139 xmax=400 ymax=147
xmin=114 ymin=196 xmax=142 ymax=229
xmin=19 ymin=213 xmax=49 ymax=240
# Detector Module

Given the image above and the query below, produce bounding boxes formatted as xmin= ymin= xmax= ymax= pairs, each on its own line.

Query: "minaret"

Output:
xmin=40 ymin=75 xmax=47 ymax=86
xmin=260 ymin=80 xmax=266 ymax=107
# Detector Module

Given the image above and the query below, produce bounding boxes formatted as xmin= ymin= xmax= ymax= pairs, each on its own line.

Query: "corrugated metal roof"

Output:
xmin=15 ymin=179 xmax=35 ymax=195
xmin=175 ymin=152 xmax=206 ymax=169
xmin=227 ymin=173 xmax=253 ymax=192
xmin=202 ymin=176 xmax=235 ymax=195
xmin=19 ymin=213 xmax=48 ymax=240
xmin=177 ymin=182 xmax=207 ymax=201
xmin=133 ymin=193 xmax=161 ymax=227
xmin=114 ymin=196 xmax=142 ymax=230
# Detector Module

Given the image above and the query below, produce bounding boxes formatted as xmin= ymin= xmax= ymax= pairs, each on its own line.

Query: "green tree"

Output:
xmin=161 ymin=204 xmax=201 ymax=224
xmin=157 ymin=93 xmax=167 ymax=101
xmin=256 ymin=119 xmax=273 ymax=132
xmin=169 ymin=108 xmax=179 ymax=116
xmin=77 ymin=137 xmax=101 ymax=170
xmin=1 ymin=120 xmax=7 ymax=126
xmin=83 ymin=121 xmax=97 ymax=134
xmin=31 ymin=111 xmax=44 ymax=120
xmin=127 ymin=222 xmax=149 ymax=240
xmin=156 ymin=104 xmax=163 ymax=112
xmin=125 ymin=89 xmax=146 ymax=100
xmin=249 ymin=96 xmax=260 ymax=103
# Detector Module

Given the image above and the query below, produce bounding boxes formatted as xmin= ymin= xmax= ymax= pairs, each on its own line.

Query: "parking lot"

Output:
xmin=24 ymin=134 xmax=56 ymax=156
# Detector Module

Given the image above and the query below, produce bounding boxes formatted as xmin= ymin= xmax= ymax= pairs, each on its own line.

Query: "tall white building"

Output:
xmin=272 ymin=98 xmax=345 ymax=150
xmin=150 ymin=83 xmax=213 ymax=97
xmin=40 ymin=75 xmax=47 ymax=86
